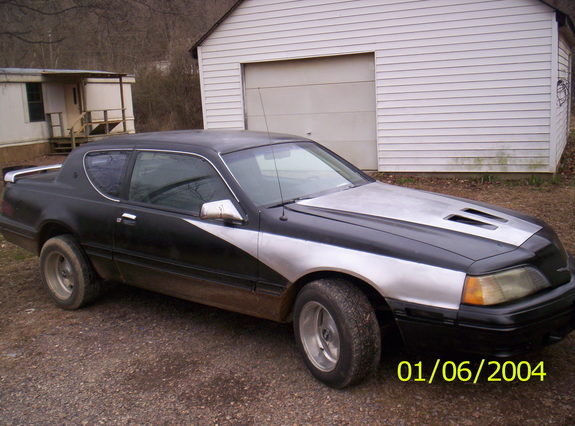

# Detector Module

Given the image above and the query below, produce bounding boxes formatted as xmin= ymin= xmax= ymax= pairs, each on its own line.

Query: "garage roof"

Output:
xmin=189 ymin=0 xmax=575 ymax=58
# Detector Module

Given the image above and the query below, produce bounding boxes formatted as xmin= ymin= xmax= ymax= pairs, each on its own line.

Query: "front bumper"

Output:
xmin=388 ymin=263 xmax=575 ymax=357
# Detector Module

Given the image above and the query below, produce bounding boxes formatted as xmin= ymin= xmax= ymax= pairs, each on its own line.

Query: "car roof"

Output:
xmin=85 ymin=129 xmax=311 ymax=154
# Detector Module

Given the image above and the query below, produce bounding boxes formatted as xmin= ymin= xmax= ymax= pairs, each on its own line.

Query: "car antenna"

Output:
xmin=258 ymin=87 xmax=288 ymax=221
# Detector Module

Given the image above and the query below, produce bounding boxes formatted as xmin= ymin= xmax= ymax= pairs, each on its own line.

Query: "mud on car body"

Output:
xmin=1 ymin=130 xmax=574 ymax=388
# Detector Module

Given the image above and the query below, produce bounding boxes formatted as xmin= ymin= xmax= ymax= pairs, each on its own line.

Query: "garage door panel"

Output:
xmin=244 ymin=54 xmax=377 ymax=169
xmin=245 ymin=82 xmax=376 ymax=115
xmin=247 ymin=112 xmax=377 ymax=169
xmin=248 ymin=112 xmax=375 ymax=140
xmin=322 ymin=139 xmax=377 ymax=169
xmin=244 ymin=54 xmax=375 ymax=88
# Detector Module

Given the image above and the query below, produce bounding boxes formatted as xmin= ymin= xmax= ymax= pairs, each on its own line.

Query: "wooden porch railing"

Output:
xmin=68 ymin=108 xmax=132 ymax=148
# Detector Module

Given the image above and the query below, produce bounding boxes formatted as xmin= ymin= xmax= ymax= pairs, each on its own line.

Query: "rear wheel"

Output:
xmin=293 ymin=278 xmax=381 ymax=388
xmin=40 ymin=235 xmax=101 ymax=309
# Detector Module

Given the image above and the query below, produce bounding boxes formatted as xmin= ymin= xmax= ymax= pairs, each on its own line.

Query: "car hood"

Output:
xmin=295 ymin=182 xmax=542 ymax=249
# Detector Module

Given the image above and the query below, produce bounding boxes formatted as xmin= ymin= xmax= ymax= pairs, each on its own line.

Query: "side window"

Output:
xmin=128 ymin=151 xmax=233 ymax=215
xmin=84 ymin=151 xmax=130 ymax=199
xmin=26 ymin=83 xmax=45 ymax=122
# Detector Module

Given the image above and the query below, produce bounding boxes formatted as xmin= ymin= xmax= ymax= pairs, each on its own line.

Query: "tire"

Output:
xmin=293 ymin=278 xmax=381 ymax=388
xmin=39 ymin=235 xmax=101 ymax=310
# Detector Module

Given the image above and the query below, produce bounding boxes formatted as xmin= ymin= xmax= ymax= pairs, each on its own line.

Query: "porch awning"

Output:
xmin=41 ymin=70 xmax=128 ymax=79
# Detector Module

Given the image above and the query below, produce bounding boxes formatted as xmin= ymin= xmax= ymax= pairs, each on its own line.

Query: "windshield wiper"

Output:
xmin=335 ymin=183 xmax=355 ymax=191
xmin=267 ymin=195 xmax=313 ymax=208
xmin=266 ymin=184 xmax=357 ymax=208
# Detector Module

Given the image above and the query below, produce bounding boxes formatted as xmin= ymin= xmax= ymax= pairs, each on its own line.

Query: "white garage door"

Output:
xmin=244 ymin=54 xmax=377 ymax=170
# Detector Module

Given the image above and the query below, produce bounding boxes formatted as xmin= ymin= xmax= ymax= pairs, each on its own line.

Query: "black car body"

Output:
xmin=1 ymin=130 xmax=574 ymax=388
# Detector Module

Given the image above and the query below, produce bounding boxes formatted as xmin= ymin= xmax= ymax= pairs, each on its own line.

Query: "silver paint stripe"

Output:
xmin=298 ymin=182 xmax=541 ymax=247
xmin=183 ymin=218 xmax=465 ymax=310
xmin=183 ymin=218 xmax=259 ymax=259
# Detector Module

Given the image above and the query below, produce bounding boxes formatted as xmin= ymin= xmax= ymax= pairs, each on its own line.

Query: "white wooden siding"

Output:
xmin=198 ymin=0 xmax=557 ymax=172
xmin=550 ymin=33 xmax=571 ymax=170
xmin=0 ymin=82 xmax=50 ymax=146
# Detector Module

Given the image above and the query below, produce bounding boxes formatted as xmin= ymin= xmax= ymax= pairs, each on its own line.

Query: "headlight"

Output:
xmin=462 ymin=267 xmax=550 ymax=306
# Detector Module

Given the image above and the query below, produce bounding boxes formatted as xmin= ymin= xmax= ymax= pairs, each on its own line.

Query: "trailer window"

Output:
xmin=26 ymin=83 xmax=45 ymax=122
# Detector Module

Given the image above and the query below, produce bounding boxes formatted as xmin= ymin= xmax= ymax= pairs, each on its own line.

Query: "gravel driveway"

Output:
xmin=1 ymin=162 xmax=574 ymax=424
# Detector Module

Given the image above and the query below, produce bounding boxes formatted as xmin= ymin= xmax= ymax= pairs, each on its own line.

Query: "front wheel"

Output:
xmin=293 ymin=279 xmax=381 ymax=388
xmin=40 ymin=235 xmax=101 ymax=310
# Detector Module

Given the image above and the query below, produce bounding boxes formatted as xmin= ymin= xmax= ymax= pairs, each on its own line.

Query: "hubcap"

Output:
xmin=299 ymin=301 xmax=340 ymax=372
xmin=44 ymin=252 xmax=74 ymax=300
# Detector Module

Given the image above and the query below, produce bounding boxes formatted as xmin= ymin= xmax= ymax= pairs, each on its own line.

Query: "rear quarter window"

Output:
xmin=84 ymin=151 xmax=130 ymax=199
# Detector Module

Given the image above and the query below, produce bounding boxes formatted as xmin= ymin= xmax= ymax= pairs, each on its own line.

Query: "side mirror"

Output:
xmin=200 ymin=199 xmax=244 ymax=222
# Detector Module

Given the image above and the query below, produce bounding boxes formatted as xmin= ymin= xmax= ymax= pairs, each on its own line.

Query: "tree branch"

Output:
xmin=0 ymin=31 xmax=65 ymax=44
xmin=4 ymin=0 xmax=100 ymax=16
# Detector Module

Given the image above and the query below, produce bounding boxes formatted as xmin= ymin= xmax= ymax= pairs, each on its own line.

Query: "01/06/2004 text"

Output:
xmin=397 ymin=360 xmax=546 ymax=383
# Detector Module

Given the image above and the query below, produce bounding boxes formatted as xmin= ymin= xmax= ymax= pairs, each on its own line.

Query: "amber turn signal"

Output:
xmin=462 ymin=268 xmax=550 ymax=306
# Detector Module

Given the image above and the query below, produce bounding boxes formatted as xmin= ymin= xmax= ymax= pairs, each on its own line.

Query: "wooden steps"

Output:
xmin=49 ymin=132 xmax=130 ymax=154
xmin=50 ymin=137 xmax=90 ymax=154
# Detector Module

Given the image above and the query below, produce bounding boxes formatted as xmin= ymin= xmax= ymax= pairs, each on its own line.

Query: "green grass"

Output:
xmin=395 ymin=177 xmax=416 ymax=185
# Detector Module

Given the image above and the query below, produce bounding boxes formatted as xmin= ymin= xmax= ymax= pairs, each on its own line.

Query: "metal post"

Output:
xmin=47 ymin=113 xmax=54 ymax=138
xmin=104 ymin=110 xmax=109 ymax=134
xmin=58 ymin=112 xmax=63 ymax=137
xmin=119 ymin=76 xmax=127 ymax=132
xmin=84 ymin=111 xmax=90 ymax=138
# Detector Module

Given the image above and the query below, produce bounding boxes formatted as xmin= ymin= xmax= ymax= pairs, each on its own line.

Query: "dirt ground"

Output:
xmin=0 ymin=143 xmax=574 ymax=424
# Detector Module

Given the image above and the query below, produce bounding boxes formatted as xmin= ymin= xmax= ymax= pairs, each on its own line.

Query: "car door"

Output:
xmin=113 ymin=150 xmax=260 ymax=311
xmin=80 ymin=149 xmax=132 ymax=282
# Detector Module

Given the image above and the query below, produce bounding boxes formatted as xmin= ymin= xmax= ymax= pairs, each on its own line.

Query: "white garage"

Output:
xmin=192 ymin=0 xmax=573 ymax=173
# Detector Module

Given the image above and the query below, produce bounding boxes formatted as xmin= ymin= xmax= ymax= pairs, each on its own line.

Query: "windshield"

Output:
xmin=222 ymin=142 xmax=370 ymax=207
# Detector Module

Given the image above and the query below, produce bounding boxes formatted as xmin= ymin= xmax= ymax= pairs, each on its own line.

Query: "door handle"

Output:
xmin=117 ymin=212 xmax=137 ymax=224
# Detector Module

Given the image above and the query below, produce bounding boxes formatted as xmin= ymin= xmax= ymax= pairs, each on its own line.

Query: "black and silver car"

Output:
xmin=1 ymin=130 xmax=574 ymax=388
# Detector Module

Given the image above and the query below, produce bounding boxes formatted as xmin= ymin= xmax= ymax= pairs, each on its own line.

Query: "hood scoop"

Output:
xmin=445 ymin=208 xmax=509 ymax=230
xmin=461 ymin=208 xmax=508 ymax=223
xmin=445 ymin=214 xmax=497 ymax=230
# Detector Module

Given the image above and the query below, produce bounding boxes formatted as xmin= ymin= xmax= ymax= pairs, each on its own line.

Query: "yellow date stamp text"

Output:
xmin=397 ymin=360 xmax=546 ymax=383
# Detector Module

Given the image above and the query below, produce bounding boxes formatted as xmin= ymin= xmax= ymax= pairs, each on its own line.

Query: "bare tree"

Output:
xmin=0 ymin=0 xmax=236 ymax=129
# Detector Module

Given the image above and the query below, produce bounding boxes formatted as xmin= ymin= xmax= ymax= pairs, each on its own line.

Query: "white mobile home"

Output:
xmin=192 ymin=0 xmax=573 ymax=173
xmin=0 ymin=68 xmax=135 ymax=162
